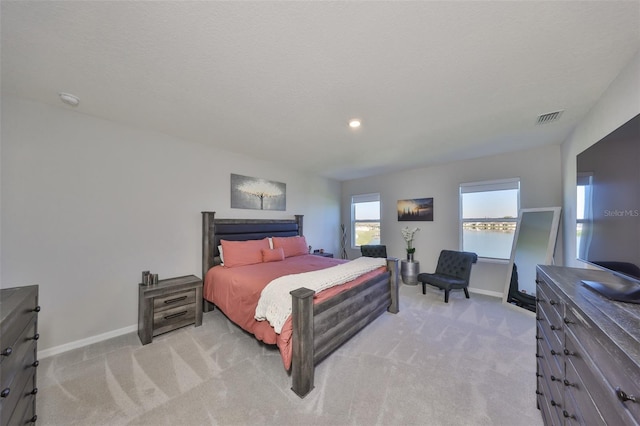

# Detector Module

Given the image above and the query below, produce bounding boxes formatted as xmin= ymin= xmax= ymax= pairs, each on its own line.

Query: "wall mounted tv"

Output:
xmin=576 ymin=113 xmax=640 ymax=303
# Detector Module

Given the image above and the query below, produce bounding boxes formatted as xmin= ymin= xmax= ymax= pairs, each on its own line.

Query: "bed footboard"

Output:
xmin=290 ymin=257 xmax=400 ymax=397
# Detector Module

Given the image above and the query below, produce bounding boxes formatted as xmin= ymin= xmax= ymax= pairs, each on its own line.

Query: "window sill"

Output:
xmin=477 ymin=257 xmax=510 ymax=265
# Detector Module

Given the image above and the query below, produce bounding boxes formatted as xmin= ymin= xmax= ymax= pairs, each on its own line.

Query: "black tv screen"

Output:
xmin=576 ymin=113 xmax=640 ymax=286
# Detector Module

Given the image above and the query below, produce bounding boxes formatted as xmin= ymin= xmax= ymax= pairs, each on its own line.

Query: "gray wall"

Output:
xmin=1 ymin=96 xmax=341 ymax=353
xmin=561 ymin=49 xmax=640 ymax=268
xmin=342 ymin=144 xmax=563 ymax=296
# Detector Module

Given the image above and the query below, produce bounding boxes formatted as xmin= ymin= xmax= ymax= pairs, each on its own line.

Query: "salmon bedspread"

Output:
xmin=203 ymin=254 xmax=386 ymax=370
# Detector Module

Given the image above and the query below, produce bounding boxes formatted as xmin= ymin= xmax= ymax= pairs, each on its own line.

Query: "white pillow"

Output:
xmin=218 ymin=245 xmax=224 ymax=264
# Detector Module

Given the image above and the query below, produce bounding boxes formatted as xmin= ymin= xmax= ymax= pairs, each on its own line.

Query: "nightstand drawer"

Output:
xmin=152 ymin=303 xmax=197 ymax=337
xmin=153 ymin=289 xmax=196 ymax=313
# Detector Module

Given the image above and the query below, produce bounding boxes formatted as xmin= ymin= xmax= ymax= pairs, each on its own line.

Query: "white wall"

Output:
xmin=342 ymin=144 xmax=563 ymax=296
xmin=1 ymin=96 xmax=341 ymax=353
xmin=561 ymin=49 xmax=640 ymax=268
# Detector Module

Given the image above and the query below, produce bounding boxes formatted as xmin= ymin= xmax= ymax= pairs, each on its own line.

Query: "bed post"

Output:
xmin=295 ymin=214 xmax=304 ymax=236
xmin=290 ymin=287 xmax=315 ymax=398
xmin=387 ymin=258 xmax=400 ymax=314
xmin=202 ymin=211 xmax=216 ymax=313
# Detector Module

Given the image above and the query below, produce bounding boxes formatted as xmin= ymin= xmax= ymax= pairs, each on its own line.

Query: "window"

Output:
xmin=460 ymin=179 xmax=520 ymax=260
xmin=351 ymin=193 xmax=380 ymax=248
xmin=576 ymin=173 xmax=593 ymax=257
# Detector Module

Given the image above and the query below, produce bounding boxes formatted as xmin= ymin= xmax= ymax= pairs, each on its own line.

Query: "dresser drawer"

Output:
xmin=565 ymin=327 xmax=640 ymax=424
xmin=537 ymin=302 xmax=564 ymax=351
xmin=537 ymin=357 xmax=563 ymax=426
xmin=1 ymin=366 xmax=37 ymax=426
xmin=564 ymin=351 xmax=607 ymax=425
xmin=1 ymin=301 xmax=37 ymax=363
xmin=153 ymin=289 xmax=196 ymax=313
xmin=0 ymin=319 xmax=37 ymax=392
xmin=565 ymin=304 xmax=640 ymax=420
xmin=152 ymin=303 xmax=196 ymax=337
xmin=537 ymin=280 xmax=564 ymax=324
xmin=7 ymin=381 xmax=36 ymax=425
xmin=537 ymin=325 xmax=564 ymax=382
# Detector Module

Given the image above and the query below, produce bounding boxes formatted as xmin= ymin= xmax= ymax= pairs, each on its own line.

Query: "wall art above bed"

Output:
xmin=231 ymin=173 xmax=286 ymax=211
xmin=397 ymin=197 xmax=434 ymax=221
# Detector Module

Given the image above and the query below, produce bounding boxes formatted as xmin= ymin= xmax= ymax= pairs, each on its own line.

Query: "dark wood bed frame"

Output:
xmin=201 ymin=211 xmax=399 ymax=397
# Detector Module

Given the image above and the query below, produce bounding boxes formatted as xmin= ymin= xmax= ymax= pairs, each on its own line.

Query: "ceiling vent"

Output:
xmin=536 ymin=110 xmax=563 ymax=124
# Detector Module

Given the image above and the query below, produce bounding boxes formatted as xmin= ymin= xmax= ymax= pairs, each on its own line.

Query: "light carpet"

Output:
xmin=37 ymin=284 xmax=543 ymax=425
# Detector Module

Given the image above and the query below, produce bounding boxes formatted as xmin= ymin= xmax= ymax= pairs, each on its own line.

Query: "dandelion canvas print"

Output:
xmin=231 ymin=174 xmax=286 ymax=211
xmin=397 ymin=198 xmax=433 ymax=221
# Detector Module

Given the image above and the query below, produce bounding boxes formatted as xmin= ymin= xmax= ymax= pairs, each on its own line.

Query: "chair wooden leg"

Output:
xmin=444 ymin=290 xmax=450 ymax=303
xmin=464 ymin=288 xmax=470 ymax=299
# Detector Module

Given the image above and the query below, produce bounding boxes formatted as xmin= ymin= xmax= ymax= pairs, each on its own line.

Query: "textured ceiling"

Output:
xmin=2 ymin=1 xmax=639 ymax=181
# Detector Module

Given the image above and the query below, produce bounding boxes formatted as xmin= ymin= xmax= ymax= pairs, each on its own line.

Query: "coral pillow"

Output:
xmin=262 ymin=247 xmax=285 ymax=263
xmin=272 ymin=236 xmax=308 ymax=258
xmin=220 ymin=238 xmax=270 ymax=268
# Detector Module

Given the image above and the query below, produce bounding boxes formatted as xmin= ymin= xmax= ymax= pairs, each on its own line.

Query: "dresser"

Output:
xmin=0 ymin=285 xmax=40 ymax=425
xmin=536 ymin=266 xmax=640 ymax=425
xmin=138 ymin=275 xmax=203 ymax=345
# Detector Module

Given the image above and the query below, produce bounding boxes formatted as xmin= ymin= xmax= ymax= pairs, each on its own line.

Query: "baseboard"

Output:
xmin=39 ymin=324 xmax=137 ymax=359
xmin=468 ymin=288 xmax=503 ymax=299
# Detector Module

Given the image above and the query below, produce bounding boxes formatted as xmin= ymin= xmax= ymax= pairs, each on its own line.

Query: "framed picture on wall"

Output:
xmin=231 ymin=173 xmax=286 ymax=211
xmin=397 ymin=198 xmax=433 ymax=221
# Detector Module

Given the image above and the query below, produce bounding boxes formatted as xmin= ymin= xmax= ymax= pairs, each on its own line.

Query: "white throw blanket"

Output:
xmin=254 ymin=256 xmax=387 ymax=333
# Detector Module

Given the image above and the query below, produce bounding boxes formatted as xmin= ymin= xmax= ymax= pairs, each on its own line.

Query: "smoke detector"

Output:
xmin=59 ymin=92 xmax=80 ymax=107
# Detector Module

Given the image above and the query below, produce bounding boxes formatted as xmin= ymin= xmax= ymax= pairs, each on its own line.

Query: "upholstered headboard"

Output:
xmin=201 ymin=211 xmax=304 ymax=279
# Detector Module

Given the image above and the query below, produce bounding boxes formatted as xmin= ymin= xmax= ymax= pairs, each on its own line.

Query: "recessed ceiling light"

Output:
xmin=59 ymin=92 xmax=80 ymax=107
xmin=349 ymin=119 xmax=361 ymax=128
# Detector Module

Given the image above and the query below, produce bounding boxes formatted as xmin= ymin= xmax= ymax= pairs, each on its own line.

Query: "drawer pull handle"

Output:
xmin=164 ymin=296 xmax=187 ymax=305
xmin=536 ymin=317 xmax=543 ymax=321
xmin=562 ymin=410 xmax=575 ymax=419
xmin=550 ymin=375 xmax=561 ymax=382
xmin=535 ymin=354 xmax=543 ymax=359
xmin=29 ymin=415 xmax=37 ymax=423
xmin=550 ymin=349 xmax=561 ymax=356
xmin=536 ymin=297 xmax=544 ymax=303
xmin=563 ymin=317 xmax=574 ymax=325
xmin=1 ymin=347 xmax=12 ymax=357
xmin=550 ymin=399 xmax=561 ymax=408
xmin=536 ymin=373 xmax=543 ymax=378
xmin=1 ymin=388 xmax=10 ymax=398
xmin=550 ymin=325 xmax=561 ymax=331
xmin=32 ymin=360 xmax=40 ymax=368
xmin=563 ymin=348 xmax=575 ymax=357
xmin=563 ymin=379 xmax=576 ymax=388
xmin=549 ymin=300 xmax=557 ymax=305
xmin=535 ymin=336 xmax=543 ymax=340
xmin=30 ymin=387 xmax=38 ymax=395
xmin=164 ymin=311 xmax=187 ymax=320
xmin=536 ymin=390 xmax=543 ymax=396
xmin=33 ymin=305 xmax=41 ymax=313
xmin=616 ymin=387 xmax=638 ymax=403
xmin=31 ymin=333 xmax=40 ymax=341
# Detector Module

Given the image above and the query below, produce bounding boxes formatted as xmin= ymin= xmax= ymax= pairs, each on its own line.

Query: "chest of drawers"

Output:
xmin=138 ymin=275 xmax=203 ymax=345
xmin=536 ymin=266 xmax=640 ymax=425
xmin=0 ymin=285 xmax=40 ymax=425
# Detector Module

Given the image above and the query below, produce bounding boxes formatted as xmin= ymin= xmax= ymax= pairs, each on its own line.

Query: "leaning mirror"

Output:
xmin=502 ymin=207 xmax=562 ymax=312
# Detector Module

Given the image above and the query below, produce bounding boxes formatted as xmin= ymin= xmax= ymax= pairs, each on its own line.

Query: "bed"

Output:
xmin=201 ymin=211 xmax=399 ymax=397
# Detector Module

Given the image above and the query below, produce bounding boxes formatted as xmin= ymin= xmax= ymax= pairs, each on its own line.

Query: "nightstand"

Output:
xmin=313 ymin=252 xmax=334 ymax=258
xmin=138 ymin=275 xmax=203 ymax=345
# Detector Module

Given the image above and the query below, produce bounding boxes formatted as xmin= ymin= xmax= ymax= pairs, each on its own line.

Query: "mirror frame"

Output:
xmin=502 ymin=207 xmax=562 ymax=307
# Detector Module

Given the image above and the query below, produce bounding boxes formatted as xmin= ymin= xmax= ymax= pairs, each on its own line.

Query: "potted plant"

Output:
xmin=401 ymin=226 xmax=420 ymax=262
